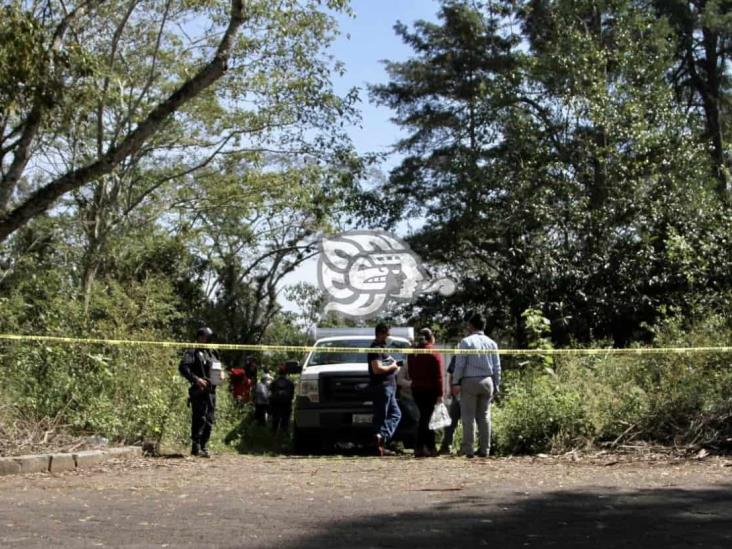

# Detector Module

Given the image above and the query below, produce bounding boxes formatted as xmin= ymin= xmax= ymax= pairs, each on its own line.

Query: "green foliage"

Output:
xmin=0 ymin=213 xmax=317 ymax=449
xmin=0 ymin=222 xmax=199 ymax=444
xmin=366 ymin=0 xmax=732 ymax=348
xmin=220 ymin=401 xmax=293 ymax=455
xmin=0 ymin=4 xmax=45 ymax=109
xmin=494 ymin=370 xmax=588 ymax=454
xmin=521 ymin=307 xmax=554 ymax=369
xmin=0 ymin=0 xmax=360 ymax=454
xmin=2 ymin=0 xmax=732 ymax=459
xmin=493 ymin=314 xmax=732 ymax=454
xmin=0 ymin=228 xmax=187 ymax=442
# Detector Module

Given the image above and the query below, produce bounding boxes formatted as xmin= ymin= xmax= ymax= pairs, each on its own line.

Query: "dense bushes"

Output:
xmin=0 ymin=280 xmax=185 ymax=445
xmin=0 ymin=252 xmax=291 ymax=453
xmin=1 ymin=230 xmax=729 ymax=456
xmin=493 ymin=315 xmax=732 ymax=455
xmin=493 ymin=371 xmax=588 ymax=454
xmin=3 ymin=310 xmax=730 ymax=456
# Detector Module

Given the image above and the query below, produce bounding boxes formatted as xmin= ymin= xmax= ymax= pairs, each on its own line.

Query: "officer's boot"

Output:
xmin=191 ymin=441 xmax=200 ymax=456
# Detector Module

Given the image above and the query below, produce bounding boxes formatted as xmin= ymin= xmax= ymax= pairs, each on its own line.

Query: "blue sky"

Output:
xmin=330 ymin=0 xmax=440 ymax=156
xmin=279 ymin=0 xmax=441 ymax=312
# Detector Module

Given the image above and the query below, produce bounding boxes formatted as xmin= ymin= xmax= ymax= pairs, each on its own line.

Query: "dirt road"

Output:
xmin=1 ymin=453 xmax=731 ymax=548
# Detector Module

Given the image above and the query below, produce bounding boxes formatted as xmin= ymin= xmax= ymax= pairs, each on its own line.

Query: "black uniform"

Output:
xmin=269 ymin=375 xmax=295 ymax=433
xmin=179 ymin=348 xmax=219 ymax=453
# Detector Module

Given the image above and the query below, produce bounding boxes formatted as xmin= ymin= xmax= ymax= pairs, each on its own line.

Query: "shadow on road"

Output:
xmin=282 ymin=484 xmax=732 ymax=549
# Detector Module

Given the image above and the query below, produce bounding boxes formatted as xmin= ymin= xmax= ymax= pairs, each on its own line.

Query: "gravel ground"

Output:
xmin=1 ymin=453 xmax=731 ymax=548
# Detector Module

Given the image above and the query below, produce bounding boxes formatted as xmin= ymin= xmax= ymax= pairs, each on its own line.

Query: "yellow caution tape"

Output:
xmin=0 ymin=334 xmax=730 ymax=356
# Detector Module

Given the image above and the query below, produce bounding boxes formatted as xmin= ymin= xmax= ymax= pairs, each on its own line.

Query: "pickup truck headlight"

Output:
xmin=297 ymin=379 xmax=319 ymax=403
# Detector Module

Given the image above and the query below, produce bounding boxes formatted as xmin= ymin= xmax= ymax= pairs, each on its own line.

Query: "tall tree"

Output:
xmin=369 ymin=0 xmax=533 ymax=339
xmin=652 ymin=0 xmax=732 ymax=203
xmin=172 ymin=154 xmax=354 ymax=363
xmin=519 ymin=0 xmax=725 ymax=342
xmin=0 ymin=0 xmax=351 ymax=243
xmin=368 ymin=0 xmax=728 ymax=345
xmin=47 ymin=0 xmax=358 ymax=305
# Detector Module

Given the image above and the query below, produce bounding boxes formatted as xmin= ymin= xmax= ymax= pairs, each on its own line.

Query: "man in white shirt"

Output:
xmin=451 ymin=314 xmax=501 ymax=458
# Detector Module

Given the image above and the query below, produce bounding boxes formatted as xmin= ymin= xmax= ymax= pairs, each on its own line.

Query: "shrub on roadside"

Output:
xmin=0 ymin=270 xmax=190 ymax=447
xmin=492 ymin=312 xmax=732 ymax=454
xmin=494 ymin=369 xmax=588 ymax=454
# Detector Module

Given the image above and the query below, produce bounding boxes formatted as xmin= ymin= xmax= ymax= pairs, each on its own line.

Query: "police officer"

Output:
xmin=179 ymin=327 xmax=220 ymax=458
xmin=269 ymin=364 xmax=295 ymax=434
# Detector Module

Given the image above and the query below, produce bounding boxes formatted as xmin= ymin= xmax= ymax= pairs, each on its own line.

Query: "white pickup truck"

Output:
xmin=292 ymin=327 xmax=415 ymax=453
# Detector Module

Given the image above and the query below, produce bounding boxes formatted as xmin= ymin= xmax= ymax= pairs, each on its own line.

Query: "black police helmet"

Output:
xmin=197 ymin=326 xmax=214 ymax=340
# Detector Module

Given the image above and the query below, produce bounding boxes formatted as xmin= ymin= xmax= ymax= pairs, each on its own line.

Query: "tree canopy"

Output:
xmin=366 ymin=0 xmax=732 ymax=345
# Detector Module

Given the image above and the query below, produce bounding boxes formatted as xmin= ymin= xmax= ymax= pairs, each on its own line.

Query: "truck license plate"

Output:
xmin=352 ymin=413 xmax=373 ymax=424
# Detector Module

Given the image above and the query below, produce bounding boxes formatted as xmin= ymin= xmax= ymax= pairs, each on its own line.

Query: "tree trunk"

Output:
xmin=0 ymin=0 xmax=246 ymax=244
xmin=700 ymin=25 xmax=730 ymax=203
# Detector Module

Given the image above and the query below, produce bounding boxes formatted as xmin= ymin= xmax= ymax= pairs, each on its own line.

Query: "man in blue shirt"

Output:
xmin=367 ymin=323 xmax=402 ymax=456
xmin=451 ymin=314 xmax=501 ymax=458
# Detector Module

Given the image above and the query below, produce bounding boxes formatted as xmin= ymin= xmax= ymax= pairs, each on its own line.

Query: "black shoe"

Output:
xmin=198 ymin=447 xmax=211 ymax=458
xmin=476 ymin=451 xmax=488 ymax=458
xmin=372 ymin=434 xmax=385 ymax=457
xmin=191 ymin=443 xmax=200 ymax=456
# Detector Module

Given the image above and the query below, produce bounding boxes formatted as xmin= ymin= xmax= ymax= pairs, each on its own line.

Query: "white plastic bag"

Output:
xmin=428 ymin=402 xmax=452 ymax=430
xmin=209 ymin=360 xmax=224 ymax=386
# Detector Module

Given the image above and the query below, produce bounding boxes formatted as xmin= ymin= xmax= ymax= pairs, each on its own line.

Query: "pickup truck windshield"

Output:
xmin=308 ymin=339 xmax=410 ymax=366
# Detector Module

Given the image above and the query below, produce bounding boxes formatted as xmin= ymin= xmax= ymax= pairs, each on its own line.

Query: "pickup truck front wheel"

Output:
xmin=293 ymin=427 xmax=322 ymax=455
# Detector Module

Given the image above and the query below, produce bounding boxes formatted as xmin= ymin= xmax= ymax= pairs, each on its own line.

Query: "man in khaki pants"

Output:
xmin=451 ymin=314 xmax=501 ymax=458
